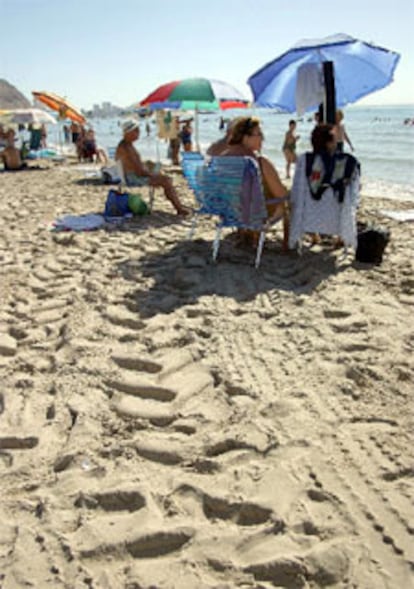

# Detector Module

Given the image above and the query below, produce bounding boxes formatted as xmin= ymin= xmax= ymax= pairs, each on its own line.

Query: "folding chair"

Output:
xmin=181 ymin=152 xmax=206 ymax=238
xmin=115 ymin=160 xmax=156 ymax=213
xmin=289 ymin=152 xmax=360 ymax=255
xmin=183 ymin=155 xmax=287 ymax=268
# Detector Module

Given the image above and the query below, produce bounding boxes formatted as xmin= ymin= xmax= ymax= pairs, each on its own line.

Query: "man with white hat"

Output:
xmin=115 ymin=120 xmax=190 ymax=216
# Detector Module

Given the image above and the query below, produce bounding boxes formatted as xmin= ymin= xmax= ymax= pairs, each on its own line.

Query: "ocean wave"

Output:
xmin=361 ymin=179 xmax=414 ymax=202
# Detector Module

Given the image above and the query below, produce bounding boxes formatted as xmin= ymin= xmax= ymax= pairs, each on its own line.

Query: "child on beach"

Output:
xmin=282 ymin=120 xmax=300 ymax=179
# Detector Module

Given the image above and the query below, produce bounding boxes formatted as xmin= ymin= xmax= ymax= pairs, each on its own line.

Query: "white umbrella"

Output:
xmin=0 ymin=108 xmax=56 ymax=126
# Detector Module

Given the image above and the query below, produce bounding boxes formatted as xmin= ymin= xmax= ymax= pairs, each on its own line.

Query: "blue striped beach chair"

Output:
xmin=182 ymin=155 xmax=287 ymax=268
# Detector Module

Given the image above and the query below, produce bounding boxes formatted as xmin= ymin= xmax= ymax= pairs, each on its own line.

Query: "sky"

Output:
xmin=1 ymin=0 xmax=413 ymax=111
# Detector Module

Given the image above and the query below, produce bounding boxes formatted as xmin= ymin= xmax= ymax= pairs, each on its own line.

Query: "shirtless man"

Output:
xmin=334 ymin=110 xmax=354 ymax=153
xmin=0 ymin=129 xmax=25 ymax=170
xmin=115 ymin=120 xmax=190 ymax=216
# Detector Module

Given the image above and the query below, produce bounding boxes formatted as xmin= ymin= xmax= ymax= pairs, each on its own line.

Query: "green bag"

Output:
xmin=128 ymin=193 xmax=149 ymax=216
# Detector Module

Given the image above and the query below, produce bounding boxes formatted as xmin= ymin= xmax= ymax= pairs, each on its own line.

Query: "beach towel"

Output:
xmin=289 ymin=153 xmax=360 ymax=249
xmin=305 ymin=152 xmax=359 ymax=202
xmin=51 ymin=213 xmax=105 ymax=232
xmin=101 ymin=164 xmax=121 ymax=184
xmin=239 ymin=157 xmax=267 ymax=227
xmin=296 ymin=63 xmax=324 ymax=116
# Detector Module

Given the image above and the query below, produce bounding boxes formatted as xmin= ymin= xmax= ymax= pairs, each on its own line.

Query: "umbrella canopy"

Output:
xmin=140 ymin=78 xmax=249 ymax=110
xmin=247 ymin=34 xmax=400 ymax=114
xmin=32 ymin=91 xmax=86 ymax=124
xmin=0 ymin=108 xmax=56 ymax=126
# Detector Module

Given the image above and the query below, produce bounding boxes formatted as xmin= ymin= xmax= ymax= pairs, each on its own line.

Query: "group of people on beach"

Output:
xmin=63 ymin=121 xmax=108 ymax=164
xmin=114 ymin=109 xmax=354 ymax=238
xmin=1 ymin=105 xmax=356 ymax=255
xmin=0 ymin=117 xmax=111 ymax=170
xmin=0 ymin=123 xmax=47 ymax=170
xmin=167 ymin=118 xmax=193 ymax=165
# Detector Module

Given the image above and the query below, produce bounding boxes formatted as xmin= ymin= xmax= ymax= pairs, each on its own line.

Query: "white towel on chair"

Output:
xmin=289 ymin=154 xmax=360 ymax=249
xmin=296 ymin=63 xmax=324 ymax=115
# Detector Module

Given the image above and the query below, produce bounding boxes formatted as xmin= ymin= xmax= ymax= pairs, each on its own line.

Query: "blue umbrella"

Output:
xmin=247 ymin=34 xmax=400 ymax=117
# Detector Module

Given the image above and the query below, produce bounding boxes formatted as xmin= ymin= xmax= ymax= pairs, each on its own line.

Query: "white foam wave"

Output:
xmin=361 ymin=178 xmax=414 ymax=202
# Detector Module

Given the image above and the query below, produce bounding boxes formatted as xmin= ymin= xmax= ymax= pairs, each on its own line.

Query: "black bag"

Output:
xmin=356 ymin=225 xmax=390 ymax=264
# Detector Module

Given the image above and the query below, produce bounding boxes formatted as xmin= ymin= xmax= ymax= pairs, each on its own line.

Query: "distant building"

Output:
xmin=88 ymin=102 xmax=123 ymax=119
xmin=102 ymin=102 xmax=112 ymax=116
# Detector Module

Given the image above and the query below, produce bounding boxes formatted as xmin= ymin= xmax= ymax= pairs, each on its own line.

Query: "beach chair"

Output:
xmin=107 ymin=146 xmax=117 ymax=160
xmin=288 ymin=152 xmax=360 ymax=255
xmin=183 ymin=155 xmax=287 ymax=268
xmin=181 ymin=151 xmax=205 ymax=236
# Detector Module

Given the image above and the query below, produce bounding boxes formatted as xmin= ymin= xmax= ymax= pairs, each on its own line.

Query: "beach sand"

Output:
xmin=0 ymin=162 xmax=413 ymax=589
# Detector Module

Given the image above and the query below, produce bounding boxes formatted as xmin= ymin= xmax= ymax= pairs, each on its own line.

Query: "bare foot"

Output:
xmin=332 ymin=237 xmax=344 ymax=249
xmin=176 ymin=206 xmax=192 ymax=217
xmin=310 ymin=233 xmax=321 ymax=245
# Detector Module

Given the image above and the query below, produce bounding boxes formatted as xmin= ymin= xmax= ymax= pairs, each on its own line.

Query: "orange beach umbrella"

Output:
xmin=32 ymin=91 xmax=86 ymax=124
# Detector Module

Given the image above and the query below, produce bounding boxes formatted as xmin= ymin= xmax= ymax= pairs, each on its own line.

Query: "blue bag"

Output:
xmin=104 ymin=189 xmax=130 ymax=219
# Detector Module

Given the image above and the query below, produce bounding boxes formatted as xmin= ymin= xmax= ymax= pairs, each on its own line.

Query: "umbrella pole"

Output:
xmin=152 ymin=112 xmax=161 ymax=163
xmin=195 ymin=105 xmax=200 ymax=152
xmin=58 ymin=122 xmax=63 ymax=155
xmin=323 ymin=61 xmax=336 ymax=124
xmin=155 ymin=135 xmax=160 ymax=163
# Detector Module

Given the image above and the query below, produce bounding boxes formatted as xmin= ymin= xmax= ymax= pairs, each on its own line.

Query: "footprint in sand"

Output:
xmin=108 ymin=346 xmax=214 ymax=438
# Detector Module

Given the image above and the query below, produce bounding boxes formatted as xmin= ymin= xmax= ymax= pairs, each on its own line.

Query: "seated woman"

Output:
xmin=79 ymin=128 xmax=108 ymax=164
xmin=221 ymin=116 xmax=289 ymax=249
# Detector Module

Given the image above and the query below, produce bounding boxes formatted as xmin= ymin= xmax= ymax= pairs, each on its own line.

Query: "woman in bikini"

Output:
xmin=282 ymin=119 xmax=300 ymax=179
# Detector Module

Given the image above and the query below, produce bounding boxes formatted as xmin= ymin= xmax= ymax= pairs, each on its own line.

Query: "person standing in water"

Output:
xmin=334 ymin=110 xmax=354 ymax=153
xmin=282 ymin=119 xmax=300 ymax=179
xmin=180 ymin=121 xmax=193 ymax=152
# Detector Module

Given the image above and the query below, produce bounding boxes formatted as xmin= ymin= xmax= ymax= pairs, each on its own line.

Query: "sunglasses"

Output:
xmin=242 ymin=117 xmax=264 ymax=139
xmin=250 ymin=131 xmax=264 ymax=139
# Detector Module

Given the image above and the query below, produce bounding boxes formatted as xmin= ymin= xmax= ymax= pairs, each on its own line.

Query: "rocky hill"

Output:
xmin=0 ymin=79 xmax=31 ymax=109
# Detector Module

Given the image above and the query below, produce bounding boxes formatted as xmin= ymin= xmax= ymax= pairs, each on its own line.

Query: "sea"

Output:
xmin=50 ymin=104 xmax=414 ymax=203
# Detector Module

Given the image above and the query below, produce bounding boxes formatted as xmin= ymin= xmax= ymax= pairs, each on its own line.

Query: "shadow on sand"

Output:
xmin=115 ymin=235 xmax=347 ymax=318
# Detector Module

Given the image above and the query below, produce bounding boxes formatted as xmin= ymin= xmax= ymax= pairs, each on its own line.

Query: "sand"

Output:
xmin=0 ymin=161 xmax=413 ymax=589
